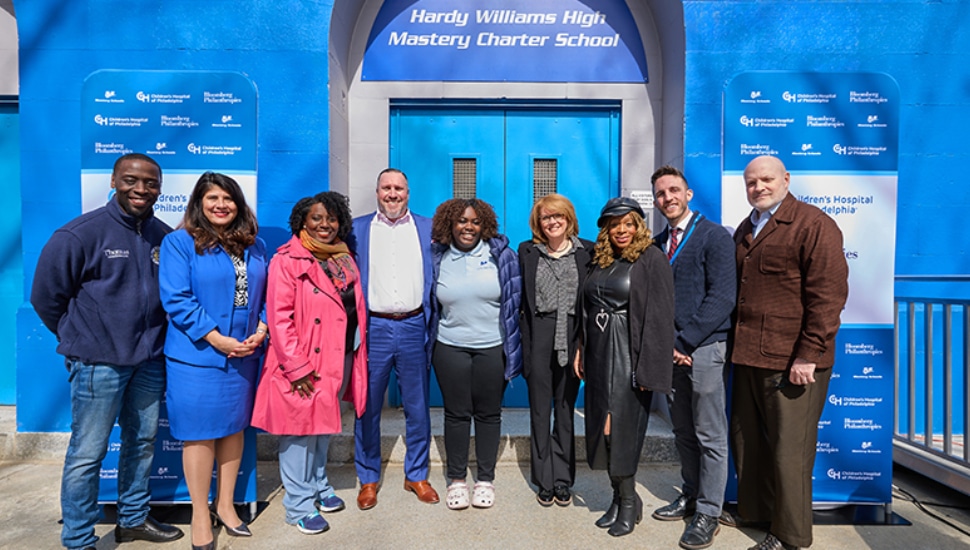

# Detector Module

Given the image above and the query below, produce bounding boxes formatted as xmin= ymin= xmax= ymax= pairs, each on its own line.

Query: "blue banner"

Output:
xmin=97 ymin=400 xmax=258 ymax=505
xmin=81 ymin=70 xmax=258 ymax=228
xmin=363 ymin=0 xmax=648 ymax=82
xmin=723 ymin=71 xmax=898 ymax=173
xmin=722 ymin=71 xmax=899 ymax=505
xmin=80 ymin=70 xmax=259 ymax=505
xmin=814 ymin=328 xmax=894 ymax=502
xmin=82 ymin=70 xmax=256 ymax=170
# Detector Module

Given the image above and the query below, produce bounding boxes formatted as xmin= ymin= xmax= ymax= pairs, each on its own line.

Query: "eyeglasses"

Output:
xmin=540 ymin=213 xmax=565 ymax=224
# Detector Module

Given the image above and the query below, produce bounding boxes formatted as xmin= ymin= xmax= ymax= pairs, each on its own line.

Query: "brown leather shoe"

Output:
xmin=357 ymin=482 xmax=379 ymax=510
xmin=403 ymin=479 xmax=440 ymax=504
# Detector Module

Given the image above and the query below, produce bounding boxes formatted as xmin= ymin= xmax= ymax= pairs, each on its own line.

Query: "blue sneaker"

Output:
xmin=295 ymin=512 xmax=329 ymax=535
xmin=315 ymin=494 xmax=346 ymax=513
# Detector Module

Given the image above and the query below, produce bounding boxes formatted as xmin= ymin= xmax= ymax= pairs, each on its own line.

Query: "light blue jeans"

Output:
xmin=60 ymin=358 xmax=164 ymax=550
xmin=279 ymin=434 xmax=335 ymax=523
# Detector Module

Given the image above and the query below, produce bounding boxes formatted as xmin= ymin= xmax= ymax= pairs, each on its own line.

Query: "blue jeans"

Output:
xmin=60 ymin=358 xmax=165 ymax=550
xmin=279 ymin=435 xmax=334 ymax=523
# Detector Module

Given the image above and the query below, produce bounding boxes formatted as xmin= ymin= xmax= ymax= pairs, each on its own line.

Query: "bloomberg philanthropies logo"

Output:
xmin=816 ymin=441 xmax=839 ymax=454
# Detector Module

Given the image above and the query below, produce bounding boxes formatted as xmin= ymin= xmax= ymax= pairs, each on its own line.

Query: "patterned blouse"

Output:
xmin=230 ymin=253 xmax=248 ymax=307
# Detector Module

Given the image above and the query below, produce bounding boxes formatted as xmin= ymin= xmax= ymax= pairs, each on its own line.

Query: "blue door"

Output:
xmin=389 ymin=103 xmax=620 ymax=407
xmin=0 ymin=102 xmax=21 ymax=404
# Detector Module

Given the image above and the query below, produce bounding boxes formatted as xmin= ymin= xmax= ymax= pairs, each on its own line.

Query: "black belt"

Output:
xmin=369 ymin=307 xmax=423 ymax=320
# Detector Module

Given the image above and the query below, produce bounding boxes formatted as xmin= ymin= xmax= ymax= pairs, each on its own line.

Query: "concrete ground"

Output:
xmin=2 ymin=406 xmax=970 ymax=549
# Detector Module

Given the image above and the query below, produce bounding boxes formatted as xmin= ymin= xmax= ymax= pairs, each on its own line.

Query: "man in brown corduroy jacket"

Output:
xmin=730 ymin=156 xmax=849 ymax=550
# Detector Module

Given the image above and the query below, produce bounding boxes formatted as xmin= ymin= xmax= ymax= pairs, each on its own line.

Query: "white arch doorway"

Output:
xmin=328 ymin=0 xmax=685 ymax=221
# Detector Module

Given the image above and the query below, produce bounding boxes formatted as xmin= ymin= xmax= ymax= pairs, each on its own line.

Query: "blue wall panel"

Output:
xmin=12 ymin=0 xmax=970 ymax=420
xmin=683 ymin=0 xmax=970 ymax=278
xmin=14 ymin=0 xmax=337 ymax=430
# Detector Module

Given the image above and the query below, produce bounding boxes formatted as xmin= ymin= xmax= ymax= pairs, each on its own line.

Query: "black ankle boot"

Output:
xmin=608 ymin=476 xmax=642 ymax=537
xmin=595 ymin=476 xmax=621 ymax=528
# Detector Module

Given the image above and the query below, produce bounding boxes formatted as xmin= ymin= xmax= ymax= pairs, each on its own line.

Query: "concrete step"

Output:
xmin=0 ymin=405 xmax=677 ymax=464
xmin=257 ymin=406 xmax=677 ymax=465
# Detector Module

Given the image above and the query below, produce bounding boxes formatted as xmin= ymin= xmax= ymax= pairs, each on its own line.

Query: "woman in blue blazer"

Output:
xmin=159 ymin=173 xmax=268 ymax=550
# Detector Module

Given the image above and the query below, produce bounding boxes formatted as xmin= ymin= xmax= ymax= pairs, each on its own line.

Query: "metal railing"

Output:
xmin=894 ymin=287 xmax=970 ymax=496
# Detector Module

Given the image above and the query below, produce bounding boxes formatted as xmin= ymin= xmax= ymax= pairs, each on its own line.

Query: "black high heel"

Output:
xmin=211 ymin=510 xmax=253 ymax=537
xmin=191 ymin=542 xmax=215 ymax=550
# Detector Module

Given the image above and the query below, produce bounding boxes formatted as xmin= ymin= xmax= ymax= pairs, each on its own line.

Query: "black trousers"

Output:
xmin=525 ymin=315 xmax=581 ymax=491
xmin=433 ymin=342 xmax=506 ymax=482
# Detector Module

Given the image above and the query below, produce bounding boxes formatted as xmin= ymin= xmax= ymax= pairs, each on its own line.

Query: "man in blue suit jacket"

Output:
xmin=650 ymin=166 xmax=736 ymax=550
xmin=348 ymin=168 xmax=440 ymax=509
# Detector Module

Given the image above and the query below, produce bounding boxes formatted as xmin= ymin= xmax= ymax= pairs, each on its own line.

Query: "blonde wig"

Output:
xmin=591 ymin=211 xmax=654 ymax=268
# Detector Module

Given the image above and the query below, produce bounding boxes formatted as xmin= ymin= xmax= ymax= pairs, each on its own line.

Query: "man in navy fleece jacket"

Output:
xmin=31 ymin=153 xmax=183 ymax=550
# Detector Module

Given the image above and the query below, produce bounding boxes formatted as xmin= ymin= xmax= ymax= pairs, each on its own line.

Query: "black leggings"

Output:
xmin=432 ymin=342 xmax=506 ymax=482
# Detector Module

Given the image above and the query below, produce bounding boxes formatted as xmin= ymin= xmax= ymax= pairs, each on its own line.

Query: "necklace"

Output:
xmin=593 ymin=261 xmax=619 ymax=332
xmin=547 ymin=238 xmax=571 ymax=258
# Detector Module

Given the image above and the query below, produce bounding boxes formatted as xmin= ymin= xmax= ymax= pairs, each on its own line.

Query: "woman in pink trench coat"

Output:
xmin=251 ymin=192 xmax=367 ymax=535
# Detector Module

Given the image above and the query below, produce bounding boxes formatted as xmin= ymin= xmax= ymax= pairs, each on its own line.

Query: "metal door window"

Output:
xmin=452 ymin=158 xmax=477 ymax=198
xmin=532 ymin=158 xmax=558 ymax=203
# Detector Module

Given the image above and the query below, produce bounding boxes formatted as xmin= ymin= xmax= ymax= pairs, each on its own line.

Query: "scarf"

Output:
xmin=535 ymin=239 xmax=580 ymax=366
xmin=300 ymin=229 xmax=355 ymax=290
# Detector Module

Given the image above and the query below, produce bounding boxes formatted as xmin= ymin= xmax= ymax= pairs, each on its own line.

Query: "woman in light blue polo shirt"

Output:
xmin=429 ymin=198 xmax=522 ymax=511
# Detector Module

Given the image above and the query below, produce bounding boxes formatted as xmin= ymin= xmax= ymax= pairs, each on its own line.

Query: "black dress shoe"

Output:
xmin=679 ymin=513 xmax=720 ymax=550
xmin=114 ymin=516 xmax=185 ymax=543
xmin=718 ymin=506 xmax=770 ymax=529
xmin=718 ymin=507 xmax=740 ymax=527
xmin=748 ymin=532 xmax=798 ymax=550
xmin=652 ymin=494 xmax=696 ymax=521
xmin=536 ymin=488 xmax=554 ymax=507
xmin=553 ymin=484 xmax=572 ymax=506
